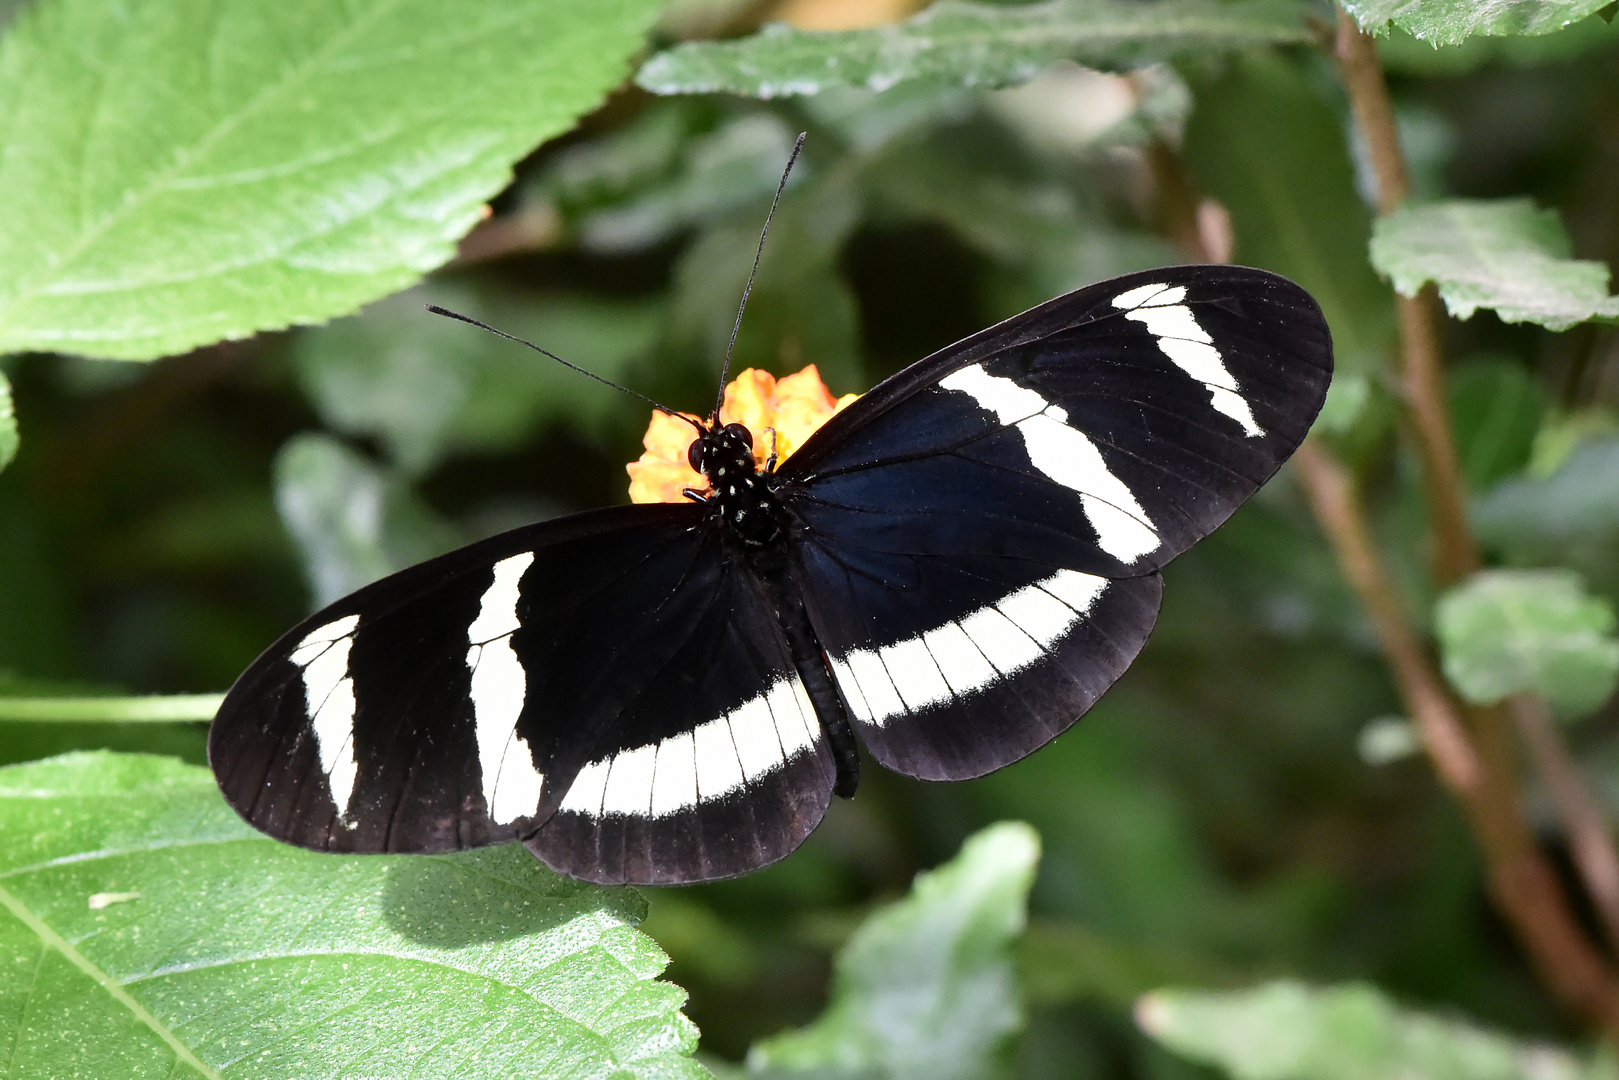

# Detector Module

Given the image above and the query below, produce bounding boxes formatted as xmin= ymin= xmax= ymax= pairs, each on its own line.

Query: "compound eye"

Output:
xmin=687 ymin=438 xmax=704 ymax=473
xmin=722 ymin=423 xmax=753 ymax=450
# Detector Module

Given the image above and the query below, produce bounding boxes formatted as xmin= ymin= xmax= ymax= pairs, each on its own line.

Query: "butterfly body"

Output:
xmin=211 ymin=265 xmax=1332 ymax=884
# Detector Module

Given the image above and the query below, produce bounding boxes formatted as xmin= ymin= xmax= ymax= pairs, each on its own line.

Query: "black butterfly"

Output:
xmin=210 ymin=259 xmax=1331 ymax=884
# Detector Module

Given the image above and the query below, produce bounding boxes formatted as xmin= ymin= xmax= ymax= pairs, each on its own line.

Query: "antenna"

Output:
xmin=425 ymin=305 xmax=701 ymax=432
xmin=715 ymin=131 xmax=808 ymax=416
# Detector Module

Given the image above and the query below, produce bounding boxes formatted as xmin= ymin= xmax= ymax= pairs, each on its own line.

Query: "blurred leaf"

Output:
xmin=863 ymin=131 xmax=1172 ymax=316
xmin=1435 ymin=569 xmax=1619 ymax=717
xmin=540 ymin=101 xmax=699 ymax=214
xmin=1369 ymin=199 xmax=1619 ymax=331
xmin=1183 ymin=52 xmax=1395 ymax=375
xmin=273 ymin=433 xmax=462 ymax=608
xmin=0 ymin=0 xmax=662 ymax=361
xmin=1342 ymin=0 xmax=1613 ymax=46
xmin=802 ymin=81 xmax=978 ymax=154
xmin=0 ymin=751 xmax=706 ymax=1079
xmin=748 ymin=822 xmax=1040 ymax=1080
xmin=1448 ymin=361 xmax=1545 ymax=490
xmin=670 ymin=171 xmax=866 ymax=390
xmin=635 ymin=0 xmax=1311 ymax=99
xmin=990 ymin=63 xmax=1191 ymax=158
xmin=0 ymin=369 xmax=14 ymax=471
xmin=1474 ymin=436 xmax=1619 ymax=590
xmin=294 ymin=283 xmax=662 ymax=474
xmin=1313 ymin=372 xmax=1373 ymax=435
xmin=866 ymin=141 xmax=1087 ymax=265
xmin=1357 ymin=716 xmax=1421 ymax=765
xmin=1016 ymin=918 xmax=1217 ymax=1010
xmin=1530 ymin=407 xmax=1619 ymax=477
xmin=1137 ymin=980 xmax=1603 ymax=1080
xmin=571 ymin=114 xmax=801 ymax=254
xmin=0 ymin=693 xmax=221 ymax=721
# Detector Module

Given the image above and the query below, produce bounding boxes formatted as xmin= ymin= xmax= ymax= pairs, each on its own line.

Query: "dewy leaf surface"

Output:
xmin=635 ymin=0 xmax=1310 ymax=99
xmin=1341 ymin=0 xmax=1612 ymax=46
xmin=748 ymin=821 xmax=1039 ymax=1080
xmin=1137 ymin=980 xmax=1603 ymax=1080
xmin=0 ymin=751 xmax=707 ymax=1079
xmin=1369 ymin=199 xmax=1619 ymax=331
xmin=1435 ymin=569 xmax=1619 ymax=718
xmin=0 ymin=0 xmax=663 ymax=361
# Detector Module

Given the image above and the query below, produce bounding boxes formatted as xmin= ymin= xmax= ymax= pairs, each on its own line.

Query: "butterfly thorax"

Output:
xmin=689 ymin=422 xmax=785 ymax=547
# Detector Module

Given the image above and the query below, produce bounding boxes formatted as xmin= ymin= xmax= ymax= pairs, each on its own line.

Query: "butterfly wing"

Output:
xmin=210 ymin=503 xmax=837 ymax=884
xmin=775 ymin=264 xmax=1332 ymax=780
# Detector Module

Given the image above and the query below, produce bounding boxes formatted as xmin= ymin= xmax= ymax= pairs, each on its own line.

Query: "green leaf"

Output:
xmin=1341 ymin=0 xmax=1613 ymax=46
xmin=1137 ymin=980 xmax=1603 ymax=1080
xmin=1435 ymin=569 xmax=1619 ymax=717
xmin=1182 ymin=52 xmax=1394 ymax=376
xmin=1529 ymin=407 xmax=1619 ymax=477
xmin=1475 ymin=436 xmax=1619 ymax=596
xmin=1447 ymin=361 xmax=1545 ymax=490
xmin=0 ymin=369 xmax=14 ymax=471
xmin=0 ymin=0 xmax=662 ymax=361
xmin=1479 ymin=436 xmax=1619 ymax=543
xmin=747 ymin=821 xmax=1039 ymax=1080
xmin=293 ymin=283 xmax=662 ymax=475
xmin=0 ymin=751 xmax=706 ymax=1079
xmin=1369 ymin=199 xmax=1619 ymax=331
xmin=1377 ymin=13 xmax=1619 ymax=74
xmin=559 ymin=113 xmax=801 ymax=255
xmin=635 ymin=0 xmax=1311 ymax=99
xmin=273 ymin=433 xmax=462 ymax=608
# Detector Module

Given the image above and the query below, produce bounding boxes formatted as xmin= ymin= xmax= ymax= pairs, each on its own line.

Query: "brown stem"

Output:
xmin=1335 ymin=8 xmax=1476 ymax=586
xmin=1333 ymin=7 xmax=1408 ymax=216
xmin=1332 ymin=5 xmax=1619 ymax=1019
xmin=1512 ymin=693 xmax=1619 ymax=954
xmin=1295 ymin=441 xmax=1619 ymax=1029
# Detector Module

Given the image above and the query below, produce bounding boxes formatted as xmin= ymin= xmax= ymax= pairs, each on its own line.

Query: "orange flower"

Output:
xmin=627 ymin=365 xmax=858 ymax=504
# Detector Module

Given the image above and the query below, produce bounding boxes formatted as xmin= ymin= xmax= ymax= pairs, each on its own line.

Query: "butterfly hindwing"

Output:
xmin=521 ymin=525 xmax=837 ymax=884
xmin=776 ymin=265 xmax=1330 ymax=780
xmin=210 ymin=503 xmax=838 ymax=882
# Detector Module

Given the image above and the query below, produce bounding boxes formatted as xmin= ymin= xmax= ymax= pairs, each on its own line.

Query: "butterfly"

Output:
xmin=210 ymin=259 xmax=1332 ymax=885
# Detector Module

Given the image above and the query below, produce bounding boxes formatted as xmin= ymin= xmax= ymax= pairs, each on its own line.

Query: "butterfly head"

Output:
xmin=687 ymin=421 xmax=784 ymax=546
xmin=687 ymin=421 xmax=753 ymax=476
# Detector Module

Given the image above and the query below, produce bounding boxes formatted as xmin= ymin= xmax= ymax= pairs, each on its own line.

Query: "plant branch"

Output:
xmin=1511 ymin=693 xmax=1619 ymax=955
xmin=1332 ymin=5 xmax=1619 ymax=1019
xmin=1294 ymin=441 xmax=1619 ymax=1029
xmin=1334 ymin=6 xmax=1476 ymax=586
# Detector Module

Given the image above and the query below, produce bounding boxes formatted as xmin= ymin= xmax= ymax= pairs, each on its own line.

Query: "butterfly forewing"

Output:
xmin=782 ymin=265 xmax=1332 ymax=572
xmin=775 ymin=265 xmax=1331 ymax=780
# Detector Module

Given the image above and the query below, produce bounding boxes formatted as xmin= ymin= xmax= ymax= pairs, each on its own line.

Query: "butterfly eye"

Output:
xmin=723 ymin=423 xmax=753 ymax=449
xmin=687 ymin=438 xmax=704 ymax=473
